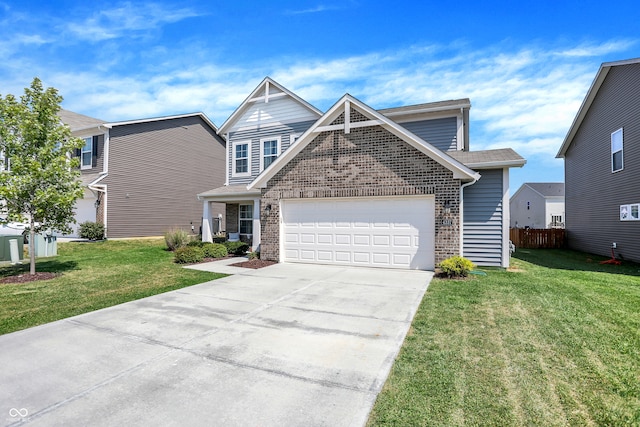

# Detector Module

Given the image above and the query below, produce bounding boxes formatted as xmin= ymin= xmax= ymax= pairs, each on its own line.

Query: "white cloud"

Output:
xmin=65 ymin=2 xmax=200 ymax=42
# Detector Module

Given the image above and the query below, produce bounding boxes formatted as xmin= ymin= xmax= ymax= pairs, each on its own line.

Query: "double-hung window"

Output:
xmin=260 ymin=137 xmax=280 ymax=171
xmin=611 ymin=128 xmax=623 ymax=172
xmin=232 ymin=140 xmax=251 ymax=177
xmin=239 ymin=204 xmax=253 ymax=234
xmin=81 ymin=137 xmax=92 ymax=170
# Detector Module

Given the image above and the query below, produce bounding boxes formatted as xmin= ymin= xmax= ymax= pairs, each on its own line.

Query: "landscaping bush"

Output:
xmin=248 ymin=251 xmax=260 ymax=260
xmin=186 ymin=240 xmax=208 ymax=248
xmin=202 ymin=243 xmax=228 ymax=259
xmin=438 ymin=255 xmax=475 ymax=278
xmin=224 ymin=241 xmax=250 ymax=256
xmin=78 ymin=221 xmax=105 ymax=240
xmin=212 ymin=236 xmax=226 ymax=244
xmin=174 ymin=246 xmax=204 ymax=264
xmin=164 ymin=228 xmax=190 ymax=251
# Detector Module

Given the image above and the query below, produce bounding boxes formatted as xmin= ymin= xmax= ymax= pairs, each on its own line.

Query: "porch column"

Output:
xmin=252 ymin=198 xmax=261 ymax=252
xmin=201 ymin=200 xmax=213 ymax=243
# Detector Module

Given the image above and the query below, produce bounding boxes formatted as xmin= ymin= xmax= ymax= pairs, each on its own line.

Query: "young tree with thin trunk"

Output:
xmin=0 ymin=78 xmax=84 ymax=274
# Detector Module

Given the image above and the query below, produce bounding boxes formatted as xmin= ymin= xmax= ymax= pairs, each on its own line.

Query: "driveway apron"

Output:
xmin=0 ymin=262 xmax=433 ymax=427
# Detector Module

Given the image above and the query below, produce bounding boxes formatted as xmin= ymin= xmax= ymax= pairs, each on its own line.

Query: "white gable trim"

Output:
xmin=557 ymin=57 xmax=640 ymax=158
xmin=248 ymin=94 xmax=480 ymax=189
xmin=218 ymin=77 xmax=322 ymax=135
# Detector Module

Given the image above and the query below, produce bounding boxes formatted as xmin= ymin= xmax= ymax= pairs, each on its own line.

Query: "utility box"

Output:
xmin=0 ymin=235 xmax=24 ymax=263
xmin=33 ymin=234 xmax=57 ymax=257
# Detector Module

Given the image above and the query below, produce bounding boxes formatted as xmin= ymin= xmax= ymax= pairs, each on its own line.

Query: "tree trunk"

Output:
xmin=29 ymin=225 xmax=36 ymax=275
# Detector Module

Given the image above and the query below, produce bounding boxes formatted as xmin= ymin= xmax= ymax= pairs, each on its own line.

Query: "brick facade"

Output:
xmin=260 ymin=117 xmax=461 ymax=265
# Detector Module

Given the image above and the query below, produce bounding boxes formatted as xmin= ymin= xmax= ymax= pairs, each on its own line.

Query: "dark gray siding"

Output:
xmin=399 ymin=117 xmax=457 ymax=151
xmin=565 ymin=63 xmax=640 ymax=262
xmin=227 ymin=120 xmax=319 ymax=185
xmin=463 ymin=169 xmax=504 ymax=266
xmin=104 ymin=116 xmax=226 ymax=238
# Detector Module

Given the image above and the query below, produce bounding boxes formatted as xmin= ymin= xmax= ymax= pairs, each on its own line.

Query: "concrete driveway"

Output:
xmin=0 ymin=261 xmax=432 ymax=427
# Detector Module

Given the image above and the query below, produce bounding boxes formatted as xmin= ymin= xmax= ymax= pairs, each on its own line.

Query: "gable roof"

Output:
xmin=525 ymin=182 xmax=565 ymax=197
xmin=556 ymin=57 xmax=640 ymax=158
xmin=248 ymin=93 xmax=480 ymax=189
xmin=59 ymin=109 xmax=104 ymax=133
xmin=104 ymin=112 xmax=218 ymax=132
xmin=448 ymin=148 xmax=526 ymax=169
xmin=217 ymin=77 xmax=322 ymax=135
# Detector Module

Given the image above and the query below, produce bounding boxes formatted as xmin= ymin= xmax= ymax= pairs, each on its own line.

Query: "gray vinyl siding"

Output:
xmin=79 ymin=134 xmax=105 ymax=183
xmin=564 ymin=63 xmax=640 ymax=262
xmin=104 ymin=116 xmax=226 ymax=238
xmin=228 ymin=120 xmax=315 ymax=185
xmin=400 ymin=117 xmax=457 ymax=151
xmin=463 ymin=169 xmax=504 ymax=266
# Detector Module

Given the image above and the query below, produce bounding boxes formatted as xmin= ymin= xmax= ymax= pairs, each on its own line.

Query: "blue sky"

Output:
xmin=2 ymin=1 xmax=639 ymax=192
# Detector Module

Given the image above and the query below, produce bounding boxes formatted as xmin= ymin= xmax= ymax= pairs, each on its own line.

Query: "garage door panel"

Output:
xmin=282 ymin=197 xmax=434 ymax=270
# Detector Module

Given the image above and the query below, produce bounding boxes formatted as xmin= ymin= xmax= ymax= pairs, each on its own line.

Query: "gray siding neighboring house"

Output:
xmin=557 ymin=58 xmax=640 ymax=263
xmin=61 ymin=111 xmax=226 ymax=238
xmin=199 ymin=77 xmax=525 ymax=269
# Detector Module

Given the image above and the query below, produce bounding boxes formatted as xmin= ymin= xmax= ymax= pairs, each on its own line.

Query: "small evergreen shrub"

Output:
xmin=164 ymin=228 xmax=189 ymax=251
xmin=438 ymin=255 xmax=476 ymax=278
xmin=79 ymin=221 xmax=105 ymax=241
xmin=174 ymin=246 xmax=205 ymax=264
xmin=224 ymin=241 xmax=250 ymax=256
xmin=248 ymin=251 xmax=260 ymax=260
xmin=186 ymin=240 xmax=208 ymax=248
xmin=202 ymin=243 xmax=228 ymax=258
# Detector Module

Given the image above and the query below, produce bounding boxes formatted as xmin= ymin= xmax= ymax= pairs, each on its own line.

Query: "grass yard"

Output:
xmin=0 ymin=239 xmax=225 ymax=335
xmin=368 ymin=249 xmax=640 ymax=426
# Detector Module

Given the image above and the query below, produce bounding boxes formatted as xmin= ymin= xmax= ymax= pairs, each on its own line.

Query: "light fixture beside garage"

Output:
xmin=444 ymin=200 xmax=452 ymax=214
xmin=265 ymin=204 xmax=272 ymax=214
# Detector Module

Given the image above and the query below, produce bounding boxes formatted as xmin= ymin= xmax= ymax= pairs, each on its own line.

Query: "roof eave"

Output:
xmin=105 ymin=112 xmax=218 ymax=131
xmin=465 ymin=159 xmax=527 ymax=169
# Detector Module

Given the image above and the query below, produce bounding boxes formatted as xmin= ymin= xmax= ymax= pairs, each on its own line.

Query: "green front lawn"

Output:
xmin=0 ymin=239 xmax=225 ymax=335
xmin=368 ymin=249 xmax=640 ymax=426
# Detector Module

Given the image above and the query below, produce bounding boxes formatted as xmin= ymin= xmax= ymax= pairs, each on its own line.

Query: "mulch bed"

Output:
xmin=229 ymin=259 xmax=277 ymax=269
xmin=0 ymin=272 xmax=60 ymax=284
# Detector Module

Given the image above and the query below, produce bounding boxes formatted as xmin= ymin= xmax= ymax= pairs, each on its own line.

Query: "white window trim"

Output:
xmin=81 ymin=136 xmax=93 ymax=170
xmin=260 ymin=136 xmax=281 ymax=172
xmin=0 ymin=150 xmax=8 ymax=172
xmin=290 ymin=133 xmax=301 ymax=146
xmin=611 ymin=128 xmax=623 ymax=173
xmin=231 ymin=140 xmax=252 ymax=178
xmin=239 ymin=203 xmax=253 ymax=234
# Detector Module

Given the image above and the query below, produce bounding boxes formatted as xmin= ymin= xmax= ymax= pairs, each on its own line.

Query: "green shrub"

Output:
xmin=212 ymin=236 xmax=226 ymax=244
xmin=78 ymin=221 xmax=105 ymax=240
xmin=164 ymin=228 xmax=190 ymax=251
xmin=186 ymin=240 xmax=208 ymax=248
xmin=224 ymin=241 xmax=250 ymax=256
xmin=248 ymin=251 xmax=260 ymax=260
xmin=174 ymin=246 xmax=204 ymax=264
xmin=202 ymin=243 xmax=228 ymax=259
xmin=438 ymin=255 xmax=475 ymax=278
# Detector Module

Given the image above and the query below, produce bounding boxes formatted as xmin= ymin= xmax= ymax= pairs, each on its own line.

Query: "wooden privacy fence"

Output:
xmin=510 ymin=228 xmax=566 ymax=249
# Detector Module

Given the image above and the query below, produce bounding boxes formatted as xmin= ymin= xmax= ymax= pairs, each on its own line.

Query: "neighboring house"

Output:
xmin=510 ymin=183 xmax=565 ymax=229
xmin=557 ymin=57 xmax=640 ymax=263
xmin=199 ymin=77 xmax=525 ymax=270
xmin=59 ymin=110 xmax=226 ymax=238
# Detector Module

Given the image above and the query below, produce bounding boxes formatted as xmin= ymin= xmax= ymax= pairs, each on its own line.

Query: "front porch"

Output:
xmin=198 ymin=185 xmax=262 ymax=251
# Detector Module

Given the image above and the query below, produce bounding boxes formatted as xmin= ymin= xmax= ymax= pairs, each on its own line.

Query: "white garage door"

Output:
xmin=282 ymin=197 xmax=435 ymax=270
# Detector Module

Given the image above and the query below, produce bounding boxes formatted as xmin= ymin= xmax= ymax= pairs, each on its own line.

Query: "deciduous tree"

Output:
xmin=0 ymin=78 xmax=84 ymax=274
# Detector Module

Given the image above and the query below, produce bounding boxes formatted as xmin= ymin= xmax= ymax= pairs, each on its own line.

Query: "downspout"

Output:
xmin=459 ymin=177 xmax=478 ymax=256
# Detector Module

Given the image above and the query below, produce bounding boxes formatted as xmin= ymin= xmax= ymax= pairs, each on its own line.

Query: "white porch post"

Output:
xmin=252 ymin=198 xmax=261 ymax=251
xmin=201 ymin=200 xmax=213 ymax=243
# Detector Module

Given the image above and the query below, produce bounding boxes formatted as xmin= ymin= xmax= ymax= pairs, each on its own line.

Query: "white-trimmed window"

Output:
xmin=232 ymin=140 xmax=251 ymax=177
xmin=611 ymin=128 xmax=623 ymax=172
xmin=239 ymin=204 xmax=253 ymax=234
xmin=260 ymin=136 xmax=280 ymax=171
xmin=81 ymin=137 xmax=92 ymax=170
